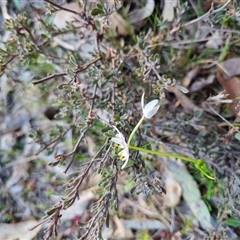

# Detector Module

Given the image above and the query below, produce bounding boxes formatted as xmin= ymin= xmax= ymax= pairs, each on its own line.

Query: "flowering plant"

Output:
xmin=111 ymin=126 xmax=129 ymax=169
xmin=111 ymin=93 xmax=215 ymax=179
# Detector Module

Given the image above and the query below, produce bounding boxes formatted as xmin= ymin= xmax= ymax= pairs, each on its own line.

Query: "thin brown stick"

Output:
xmin=64 ymin=127 xmax=89 ymax=173
xmin=32 ymin=72 xmax=66 ymax=86
xmin=44 ymin=0 xmax=95 ymax=28
xmin=1 ymin=55 xmax=18 ymax=72
xmin=31 ymin=56 xmax=101 ymax=85
xmin=207 ymin=103 xmax=240 ymax=133
xmin=44 ymin=0 xmax=80 ymax=15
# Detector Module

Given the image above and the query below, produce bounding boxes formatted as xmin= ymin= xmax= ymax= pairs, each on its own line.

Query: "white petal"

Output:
xmin=145 ymin=99 xmax=159 ymax=110
xmin=122 ymin=148 xmax=129 ymax=159
xmin=112 ymin=125 xmax=122 ymax=136
xmin=141 ymin=92 xmax=145 ymax=110
xmin=141 ymin=93 xmax=160 ymax=119
xmin=144 ymin=105 xmax=160 ymax=119
xmin=121 ymin=160 xmax=129 ymax=169
xmin=111 ymin=137 xmax=124 ymax=146
xmin=111 ymin=126 xmax=127 ymax=146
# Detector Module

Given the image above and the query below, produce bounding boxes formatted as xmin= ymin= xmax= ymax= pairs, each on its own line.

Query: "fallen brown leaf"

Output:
xmin=182 ymin=67 xmax=200 ymax=87
xmin=216 ymin=58 xmax=240 ymax=116
xmin=162 ymin=0 xmax=179 ymax=22
xmin=161 ymin=169 xmax=182 ymax=208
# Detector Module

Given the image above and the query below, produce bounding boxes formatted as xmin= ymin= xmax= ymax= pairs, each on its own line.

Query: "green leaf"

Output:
xmin=153 ymin=89 xmax=160 ymax=94
xmin=66 ymin=68 xmax=74 ymax=76
xmin=45 ymin=207 xmax=56 ymax=216
xmin=130 ymin=185 xmax=137 ymax=195
xmin=223 ymin=218 xmax=240 ymax=227
xmin=96 ymin=3 xmax=103 ymax=10
xmin=40 ymin=63 xmax=54 ymax=73
xmin=234 ymin=133 xmax=240 ymax=141
xmin=194 ymin=109 xmax=203 ymax=119
xmin=57 ymin=84 xmax=64 ymax=90
xmin=91 ymin=8 xmax=104 ymax=16
xmin=0 ymin=48 xmax=8 ymax=55
xmin=219 ymin=36 xmax=230 ymax=62
xmin=101 ymin=126 xmax=111 ymax=133
xmin=40 ymin=33 xmax=49 ymax=39
xmin=95 ymin=20 xmax=101 ymax=29
xmin=176 ymin=85 xmax=189 ymax=93
xmin=69 ymin=55 xmax=77 ymax=66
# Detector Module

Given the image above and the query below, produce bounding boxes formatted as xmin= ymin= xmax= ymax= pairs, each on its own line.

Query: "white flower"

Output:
xmin=111 ymin=126 xmax=130 ymax=169
xmin=141 ymin=93 xmax=160 ymax=119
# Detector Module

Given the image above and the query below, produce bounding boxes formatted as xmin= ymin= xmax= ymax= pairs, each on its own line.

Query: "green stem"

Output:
xmin=125 ymin=115 xmax=214 ymax=180
xmin=127 ymin=116 xmax=145 ymax=145
xmin=128 ymin=144 xmax=196 ymax=163
xmin=128 ymin=144 xmax=215 ymax=180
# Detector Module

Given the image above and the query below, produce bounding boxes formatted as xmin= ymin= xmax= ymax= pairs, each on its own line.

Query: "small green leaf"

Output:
xmin=120 ymin=113 xmax=128 ymax=120
xmin=69 ymin=55 xmax=77 ymax=66
xmin=95 ymin=20 xmax=101 ymax=29
xmin=57 ymin=84 xmax=71 ymax=91
xmin=40 ymin=33 xmax=49 ymax=39
xmin=91 ymin=8 xmax=104 ymax=16
xmin=63 ymin=85 xmax=72 ymax=91
xmin=104 ymin=130 xmax=115 ymax=137
xmin=153 ymin=89 xmax=160 ymax=94
xmin=219 ymin=36 xmax=230 ymax=62
xmin=45 ymin=207 xmax=56 ymax=216
xmin=0 ymin=48 xmax=8 ymax=55
xmin=130 ymin=185 xmax=137 ymax=195
xmin=57 ymin=84 xmax=64 ymax=90
xmin=101 ymin=126 xmax=111 ymax=133
xmin=234 ymin=133 xmax=240 ymax=141
xmin=176 ymin=85 xmax=189 ymax=93
xmin=96 ymin=3 xmax=103 ymax=10
xmin=223 ymin=218 xmax=240 ymax=227
xmin=194 ymin=109 xmax=203 ymax=119
xmin=40 ymin=63 xmax=54 ymax=73
xmin=66 ymin=68 xmax=74 ymax=76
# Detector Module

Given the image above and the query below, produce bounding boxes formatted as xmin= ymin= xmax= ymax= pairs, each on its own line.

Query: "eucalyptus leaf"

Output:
xmin=176 ymin=85 xmax=189 ymax=93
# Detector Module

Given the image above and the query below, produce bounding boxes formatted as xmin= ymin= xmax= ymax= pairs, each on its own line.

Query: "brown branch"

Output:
xmin=67 ymin=141 xmax=109 ymax=200
xmin=1 ymin=55 xmax=18 ymax=72
xmin=31 ymin=56 xmax=101 ymax=85
xmin=44 ymin=0 xmax=95 ymax=28
xmin=32 ymin=72 xmax=66 ymax=86
xmin=35 ymin=128 xmax=70 ymax=155
xmin=44 ymin=0 xmax=80 ymax=15
xmin=64 ymin=126 xmax=89 ymax=173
